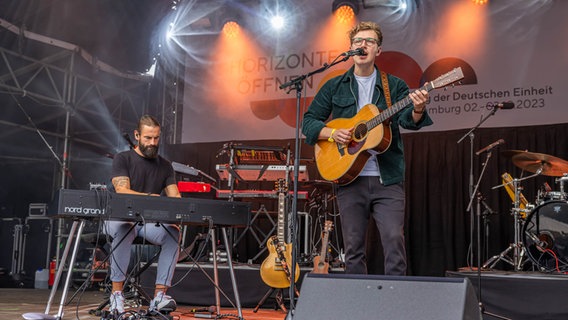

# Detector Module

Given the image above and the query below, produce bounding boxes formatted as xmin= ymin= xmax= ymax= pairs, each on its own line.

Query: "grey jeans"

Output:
xmin=337 ymin=176 xmax=407 ymax=275
xmin=104 ymin=221 xmax=180 ymax=286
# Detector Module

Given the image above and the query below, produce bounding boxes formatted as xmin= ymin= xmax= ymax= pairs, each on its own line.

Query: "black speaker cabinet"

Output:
xmin=293 ymin=273 xmax=482 ymax=320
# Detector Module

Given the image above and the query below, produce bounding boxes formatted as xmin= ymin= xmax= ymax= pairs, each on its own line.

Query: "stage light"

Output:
xmin=222 ymin=21 xmax=241 ymax=38
xmin=332 ymin=0 xmax=360 ymax=16
xmin=216 ymin=8 xmax=245 ymax=37
xmin=270 ymin=15 xmax=285 ymax=30
xmin=334 ymin=5 xmax=356 ymax=23
xmin=472 ymin=0 xmax=488 ymax=4
xmin=166 ymin=22 xmax=175 ymax=40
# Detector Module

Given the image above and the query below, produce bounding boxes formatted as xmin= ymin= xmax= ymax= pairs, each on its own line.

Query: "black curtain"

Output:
xmin=165 ymin=123 xmax=568 ymax=276
xmin=403 ymin=123 xmax=568 ymax=276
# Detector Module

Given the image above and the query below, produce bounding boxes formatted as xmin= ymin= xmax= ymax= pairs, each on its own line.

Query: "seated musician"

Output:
xmin=104 ymin=115 xmax=181 ymax=315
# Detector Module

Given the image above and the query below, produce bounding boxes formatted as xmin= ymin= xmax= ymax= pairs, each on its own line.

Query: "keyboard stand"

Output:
xmin=209 ymin=226 xmax=243 ymax=319
xmin=39 ymin=219 xmax=86 ymax=319
xmin=34 ymin=219 xmax=137 ymax=319
xmin=29 ymin=218 xmax=244 ymax=320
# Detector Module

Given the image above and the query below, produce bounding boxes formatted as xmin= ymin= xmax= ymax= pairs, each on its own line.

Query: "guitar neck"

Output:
xmin=318 ymin=231 xmax=330 ymax=258
xmin=277 ymin=190 xmax=286 ymax=244
xmin=367 ymin=82 xmax=434 ymax=131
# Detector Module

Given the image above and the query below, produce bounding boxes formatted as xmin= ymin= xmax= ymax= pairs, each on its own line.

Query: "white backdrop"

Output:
xmin=181 ymin=0 xmax=566 ymax=143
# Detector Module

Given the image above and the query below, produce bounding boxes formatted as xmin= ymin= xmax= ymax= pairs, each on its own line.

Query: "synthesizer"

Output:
xmin=51 ymin=189 xmax=251 ymax=226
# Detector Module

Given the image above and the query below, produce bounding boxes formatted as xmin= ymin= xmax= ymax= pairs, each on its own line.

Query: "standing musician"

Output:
xmin=302 ymin=21 xmax=433 ymax=275
xmin=104 ymin=115 xmax=181 ymax=314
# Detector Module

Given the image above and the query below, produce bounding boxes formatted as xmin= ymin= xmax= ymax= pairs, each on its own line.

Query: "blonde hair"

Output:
xmin=348 ymin=21 xmax=383 ymax=46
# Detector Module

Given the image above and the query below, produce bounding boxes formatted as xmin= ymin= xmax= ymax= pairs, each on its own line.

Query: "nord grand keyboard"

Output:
xmin=52 ymin=189 xmax=250 ymax=226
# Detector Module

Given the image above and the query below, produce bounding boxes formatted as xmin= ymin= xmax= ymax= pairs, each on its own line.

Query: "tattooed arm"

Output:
xmin=164 ymin=184 xmax=181 ymax=198
xmin=111 ymin=176 xmax=148 ymax=195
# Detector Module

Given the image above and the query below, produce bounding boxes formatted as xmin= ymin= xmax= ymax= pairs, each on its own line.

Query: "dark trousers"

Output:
xmin=337 ymin=176 xmax=407 ymax=275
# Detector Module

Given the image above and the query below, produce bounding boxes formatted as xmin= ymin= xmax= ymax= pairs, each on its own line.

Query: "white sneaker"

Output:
xmin=149 ymin=291 xmax=177 ymax=313
xmin=109 ymin=291 xmax=125 ymax=314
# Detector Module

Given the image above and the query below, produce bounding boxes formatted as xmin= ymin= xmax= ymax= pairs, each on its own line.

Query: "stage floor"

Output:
xmin=3 ymin=266 xmax=568 ymax=319
xmin=0 ymin=288 xmax=287 ymax=320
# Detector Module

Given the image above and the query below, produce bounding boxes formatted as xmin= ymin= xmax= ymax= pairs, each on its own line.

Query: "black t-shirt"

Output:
xmin=111 ymin=149 xmax=176 ymax=194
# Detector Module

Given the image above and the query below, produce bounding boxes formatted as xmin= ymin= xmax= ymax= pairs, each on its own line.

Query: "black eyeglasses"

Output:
xmin=352 ymin=37 xmax=379 ymax=46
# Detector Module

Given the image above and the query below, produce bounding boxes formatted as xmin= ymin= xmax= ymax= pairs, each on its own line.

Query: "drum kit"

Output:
xmin=484 ymin=150 xmax=568 ymax=272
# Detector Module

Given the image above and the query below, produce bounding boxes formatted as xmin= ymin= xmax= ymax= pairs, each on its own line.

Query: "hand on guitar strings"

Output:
xmin=330 ymin=127 xmax=354 ymax=145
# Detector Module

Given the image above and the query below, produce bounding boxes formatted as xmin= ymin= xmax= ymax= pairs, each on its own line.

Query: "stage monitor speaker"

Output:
xmin=293 ymin=273 xmax=482 ymax=320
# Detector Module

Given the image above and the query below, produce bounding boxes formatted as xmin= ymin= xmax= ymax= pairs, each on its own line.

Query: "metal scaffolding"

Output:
xmin=0 ymin=17 xmax=158 ymax=277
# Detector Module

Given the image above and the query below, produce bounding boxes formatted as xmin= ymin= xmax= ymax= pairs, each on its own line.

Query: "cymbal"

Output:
xmin=503 ymin=150 xmax=568 ymax=176
xmin=500 ymin=149 xmax=528 ymax=158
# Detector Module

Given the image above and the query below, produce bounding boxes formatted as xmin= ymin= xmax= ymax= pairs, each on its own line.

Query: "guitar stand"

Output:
xmin=253 ymin=286 xmax=300 ymax=313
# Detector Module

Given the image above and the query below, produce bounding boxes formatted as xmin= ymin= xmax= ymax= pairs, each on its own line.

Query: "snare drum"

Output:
xmin=537 ymin=190 xmax=567 ymax=204
xmin=522 ymin=200 xmax=568 ymax=272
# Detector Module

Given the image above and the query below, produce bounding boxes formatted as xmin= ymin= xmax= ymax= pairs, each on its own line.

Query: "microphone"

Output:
xmin=494 ymin=101 xmax=514 ymax=109
xmin=122 ymin=132 xmax=136 ymax=149
xmin=526 ymin=232 xmax=550 ymax=250
xmin=342 ymin=48 xmax=365 ymax=57
xmin=475 ymin=139 xmax=505 ymax=155
xmin=190 ymin=306 xmax=217 ymax=313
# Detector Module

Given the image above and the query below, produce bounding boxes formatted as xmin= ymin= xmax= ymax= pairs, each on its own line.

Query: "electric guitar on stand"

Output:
xmin=315 ymin=67 xmax=464 ymax=185
xmin=260 ymin=179 xmax=300 ymax=288
xmin=311 ymin=220 xmax=333 ymax=274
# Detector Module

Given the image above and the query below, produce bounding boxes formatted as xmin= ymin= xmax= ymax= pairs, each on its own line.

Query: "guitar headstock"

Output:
xmin=430 ymin=67 xmax=464 ymax=89
xmin=275 ymin=178 xmax=288 ymax=194
xmin=323 ymin=220 xmax=333 ymax=232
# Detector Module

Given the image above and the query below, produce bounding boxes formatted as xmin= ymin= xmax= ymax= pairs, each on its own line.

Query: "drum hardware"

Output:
xmin=536 ymin=187 xmax=567 ymax=205
xmin=501 ymin=172 xmax=530 ymax=219
xmin=484 ymin=170 xmax=543 ymax=270
xmin=486 ymin=151 xmax=568 ymax=271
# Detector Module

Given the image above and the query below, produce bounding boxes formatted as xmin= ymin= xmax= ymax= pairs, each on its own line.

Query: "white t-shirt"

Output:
xmin=354 ymin=70 xmax=380 ymax=177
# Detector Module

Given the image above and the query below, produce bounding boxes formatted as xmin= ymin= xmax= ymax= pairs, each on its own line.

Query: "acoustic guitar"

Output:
xmin=315 ymin=67 xmax=464 ymax=185
xmin=259 ymin=179 xmax=300 ymax=288
xmin=311 ymin=220 xmax=333 ymax=274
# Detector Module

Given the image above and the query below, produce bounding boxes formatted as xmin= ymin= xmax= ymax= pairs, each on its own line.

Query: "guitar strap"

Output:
xmin=380 ymin=70 xmax=392 ymax=108
xmin=380 ymin=70 xmax=392 ymax=128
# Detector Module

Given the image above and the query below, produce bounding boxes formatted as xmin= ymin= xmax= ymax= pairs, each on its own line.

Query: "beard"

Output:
xmin=139 ymin=143 xmax=159 ymax=159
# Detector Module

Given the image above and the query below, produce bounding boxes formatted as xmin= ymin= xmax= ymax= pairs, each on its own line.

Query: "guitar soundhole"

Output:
xmin=353 ymin=123 xmax=368 ymax=141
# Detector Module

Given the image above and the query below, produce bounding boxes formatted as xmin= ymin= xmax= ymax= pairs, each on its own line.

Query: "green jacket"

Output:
xmin=302 ymin=66 xmax=433 ymax=186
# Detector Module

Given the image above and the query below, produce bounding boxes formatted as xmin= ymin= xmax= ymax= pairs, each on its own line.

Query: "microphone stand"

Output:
xmin=279 ymin=53 xmax=353 ymax=319
xmin=466 ymin=152 xmax=511 ymax=320
xmin=457 ymin=106 xmax=498 ymax=269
